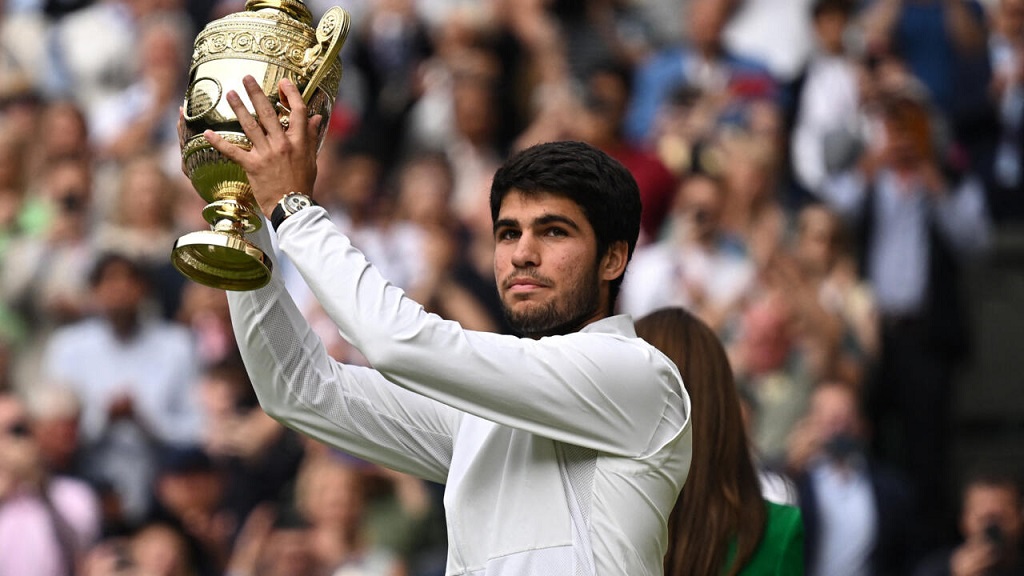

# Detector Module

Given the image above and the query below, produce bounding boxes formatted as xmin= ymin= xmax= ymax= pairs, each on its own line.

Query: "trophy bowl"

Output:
xmin=172 ymin=0 xmax=350 ymax=291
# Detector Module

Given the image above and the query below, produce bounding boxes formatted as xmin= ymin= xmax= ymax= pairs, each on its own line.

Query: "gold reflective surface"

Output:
xmin=171 ymin=2 xmax=350 ymax=291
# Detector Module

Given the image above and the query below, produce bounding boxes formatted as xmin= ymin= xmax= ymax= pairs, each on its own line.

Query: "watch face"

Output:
xmin=284 ymin=194 xmax=312 ymax=213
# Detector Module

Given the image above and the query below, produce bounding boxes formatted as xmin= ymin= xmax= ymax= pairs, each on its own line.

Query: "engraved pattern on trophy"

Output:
xmin=171 ymin=0 xmax=350 ymax=291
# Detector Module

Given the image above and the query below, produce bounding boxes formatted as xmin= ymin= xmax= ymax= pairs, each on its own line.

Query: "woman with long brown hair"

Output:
xmin=635 ymin=306 xmax=804 ymax=575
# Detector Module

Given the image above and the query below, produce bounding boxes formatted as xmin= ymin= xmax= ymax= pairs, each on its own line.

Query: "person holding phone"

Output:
xmin=913 ymin=470 xmax=1024 ymax=576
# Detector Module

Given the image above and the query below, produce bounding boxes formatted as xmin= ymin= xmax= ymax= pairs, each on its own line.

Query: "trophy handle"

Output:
xmin=300 ymin=6 xmax=350 ymax=104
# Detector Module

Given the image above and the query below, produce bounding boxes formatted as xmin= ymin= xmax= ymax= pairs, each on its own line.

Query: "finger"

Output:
xmin=306 ymin=114 xmax=321 ymax=149
xmin=243 ymin=75 xmax=284 ymax=140
xmin=204 ymin=129 xmax=250 ymax=166
xmin=225 ymin=89 xmax=270 ymax=150
xmin=279 ymin=77 xmax=308 ymax=140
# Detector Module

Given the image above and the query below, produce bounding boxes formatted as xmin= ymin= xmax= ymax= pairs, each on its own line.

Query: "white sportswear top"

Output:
xmin=227 ymin=207 xmax=693 ymax=576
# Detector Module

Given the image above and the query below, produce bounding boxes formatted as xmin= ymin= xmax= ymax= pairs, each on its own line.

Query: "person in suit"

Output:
xmin=786 ymin=379 xmax=915 ymax=576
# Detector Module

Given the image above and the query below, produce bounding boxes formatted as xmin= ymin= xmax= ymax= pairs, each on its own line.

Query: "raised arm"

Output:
xmin=205 ymin=75 xmax=688 ymax=459
xmin=225 ymin=220 xmax=460 ymax=484
xmin=278 ymin=208 xmax=687 ymax=458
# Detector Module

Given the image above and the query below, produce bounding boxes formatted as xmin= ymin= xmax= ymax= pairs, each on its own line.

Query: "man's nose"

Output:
xmin=511 ymin=233 xmax=540 ymax=268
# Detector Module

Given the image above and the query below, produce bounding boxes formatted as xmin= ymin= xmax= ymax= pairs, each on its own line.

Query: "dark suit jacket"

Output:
xmin=796 ymin=459 xmax=916 ymax=576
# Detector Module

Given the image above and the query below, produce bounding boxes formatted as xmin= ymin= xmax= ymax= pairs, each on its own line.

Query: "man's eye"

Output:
xmin=545 ymin=227 xmax=568 ymax=237
xmin=497 ymin=229 xmax=520 ymax=241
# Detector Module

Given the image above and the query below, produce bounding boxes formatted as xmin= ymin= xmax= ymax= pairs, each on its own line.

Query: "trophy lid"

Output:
xmin=244 ymin=0 xmax=313 ymax=25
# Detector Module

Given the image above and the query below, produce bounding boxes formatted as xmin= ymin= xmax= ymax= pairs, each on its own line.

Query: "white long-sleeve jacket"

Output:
xmin=227 ymin=207 xmax=692 ymax=576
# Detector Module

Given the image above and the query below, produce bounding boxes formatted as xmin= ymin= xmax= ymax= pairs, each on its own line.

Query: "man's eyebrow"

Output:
xmin=493 ymin=218 xmax=518 ymax=233
xmin=493 ymin=214 xmax=581 ymax=234
xmin=534 ymin=214 xmax=581 ymax=231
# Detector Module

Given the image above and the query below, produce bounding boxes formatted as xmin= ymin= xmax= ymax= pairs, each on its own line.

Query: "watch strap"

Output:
xmin=270 ymin=192 xmax=315 ymax=231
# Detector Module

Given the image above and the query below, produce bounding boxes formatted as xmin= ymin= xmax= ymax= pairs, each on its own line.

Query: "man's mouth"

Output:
xmin=504 ymin=276 xmax=549 ymax=292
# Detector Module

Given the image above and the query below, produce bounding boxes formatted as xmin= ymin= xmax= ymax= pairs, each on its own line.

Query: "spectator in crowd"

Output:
xmin=195 ymin=358 xmax=305 ymax=536
xmin=635 ymin=306 xmax=804 ymax=575
xmin=41 ymin=251 xmax=202 ymax=527
xmin=573 ymin=60 xmax=679 ymax=244
xmin=786 ymin=380 xmax=916 ymax=576
xmin=225 ymin=504 xmax=318 ymax=576
xmin=625 ymin=0 xmax=776 ymax=145
xmin=347 ymin=0 xmax=433 ymax=170
xmin=988 ymin=0 xmax=1024 ymax=222
xmin=3 ymin=0 xmax=1024 ymax=572
xmin=913 ymin=468 xmax=1024 ymax=576
xmin=390 ymin=150 xmax=509 ymax=334
xmin=0 ymin=390 xmax=102 ymax=576
xmin=83 ymin=521 xmax=198 ymax=576
xmin=88 ymin=12 xmax=192 ymax=168
xmin=790 ymin=0 xmax=864 ymax=197
xmin=291 ymin=451 xmax=405 ymax=576
xmin=789 ymin=202 xmax=880 ymax=388
xmin=816 ymin=87 xmax=992 ymax=546
xmin=24 ymin=382 xmax=87 ymax=480
xmin=861 ymin=0 xmax=992 ymax=126
xmin=620 ymin=169 xmax=756 ymax=334
xmin=718 ymin=124 xmax=790 ymax=270
xmin=29 ymin=98 xmax=92 ymax=183
xmin=1 ymin=155 xmax=97 ymax=388
xmin=149 ymin=445 xmax=233 ymax=576
xmin=728 ymin=289 xmax=828 ymax=466
xmin=94 ymin=153 xmax=187 ymax=319
xmin=175 ymin=282 xmax=238 ymax=369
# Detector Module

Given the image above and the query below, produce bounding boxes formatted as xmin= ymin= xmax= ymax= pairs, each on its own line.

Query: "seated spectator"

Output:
xmin=195 ymin=359 xmax=305 ymax=534
xmin=913 ymin=468 xmax=1024 ymax=576
xmin=88 ymin=13 xmax=192 ymax=169
xmin=24 ymin=382 xmax=87 ymax=479
xmin=390 ymin=150 xmax=510 ymax=334
xmin=0 ymin=390 xmax=102 ymax=576
xmin=620 ymin=169 xmax=756 ymax=334
xmin=41 ymin=252 xmax=203 ymax=527
xmin=291 ymin=450 xmax=405 ymax=576
xmin=93 ymin=153 xmax=186 ymax=319
xmin=150 ymin=445 xmax=232 ymax=576
xmin=789 ymin=202 xmax=879 ymax=388
xmin=728 ymin=290 xmax=823 ymax=465
xmin=2 ymin=156 xmax=98 ymax=388
xmin=83 ymin=521 xmax=197 ymax=576
xmin=175 ymin=282 xmax=238 ymax=369
xmin=227 ymin=504 xmax=318 ymax=576
xmin=786 ymin=380 xmax=916 ymax=576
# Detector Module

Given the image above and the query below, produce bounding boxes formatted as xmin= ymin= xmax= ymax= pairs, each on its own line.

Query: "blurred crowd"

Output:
xmin=1 ymin=0 xmax=1023 ymax=574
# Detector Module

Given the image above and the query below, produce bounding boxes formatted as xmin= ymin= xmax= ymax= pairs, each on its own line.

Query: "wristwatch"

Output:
xmin=270 ymin=192 xmax=316 ymax=231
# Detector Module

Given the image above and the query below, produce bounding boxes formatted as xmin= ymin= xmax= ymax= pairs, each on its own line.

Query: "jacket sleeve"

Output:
xmin=277 ymin=208 xmax=688 ymax=458
xmin=226 ymin=218 xmax=461 ymax=484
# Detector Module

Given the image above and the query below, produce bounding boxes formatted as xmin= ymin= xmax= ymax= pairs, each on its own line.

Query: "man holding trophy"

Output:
xmin=178 ymin=2 xmax=693 ymax=575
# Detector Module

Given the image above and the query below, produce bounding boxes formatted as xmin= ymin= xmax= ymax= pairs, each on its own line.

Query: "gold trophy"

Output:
xmin=171 ymin=0 xmax=350 ymax=290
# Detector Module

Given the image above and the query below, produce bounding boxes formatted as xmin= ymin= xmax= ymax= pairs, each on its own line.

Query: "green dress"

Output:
xmin=725 ymin=501 xmax=805 ymax=575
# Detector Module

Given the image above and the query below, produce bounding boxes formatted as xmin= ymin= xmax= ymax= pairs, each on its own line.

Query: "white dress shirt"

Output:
xmin=228 ymin=207 xmax=693 ymax=576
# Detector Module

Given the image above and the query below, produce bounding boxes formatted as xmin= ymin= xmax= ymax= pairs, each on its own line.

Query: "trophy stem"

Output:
xmin=172 ymin=192 xmax=272 ymax=290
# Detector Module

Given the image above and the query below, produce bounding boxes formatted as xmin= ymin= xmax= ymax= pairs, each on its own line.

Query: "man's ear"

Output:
xmin=600 ymin=241 xmax=629 ymax=282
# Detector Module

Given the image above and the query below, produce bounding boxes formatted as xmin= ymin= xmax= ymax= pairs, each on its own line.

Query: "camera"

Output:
xmin=58 ymin=193 xmax=84 ymax=214
xmin=984 ymin=521 xmax=1005 ymax=551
